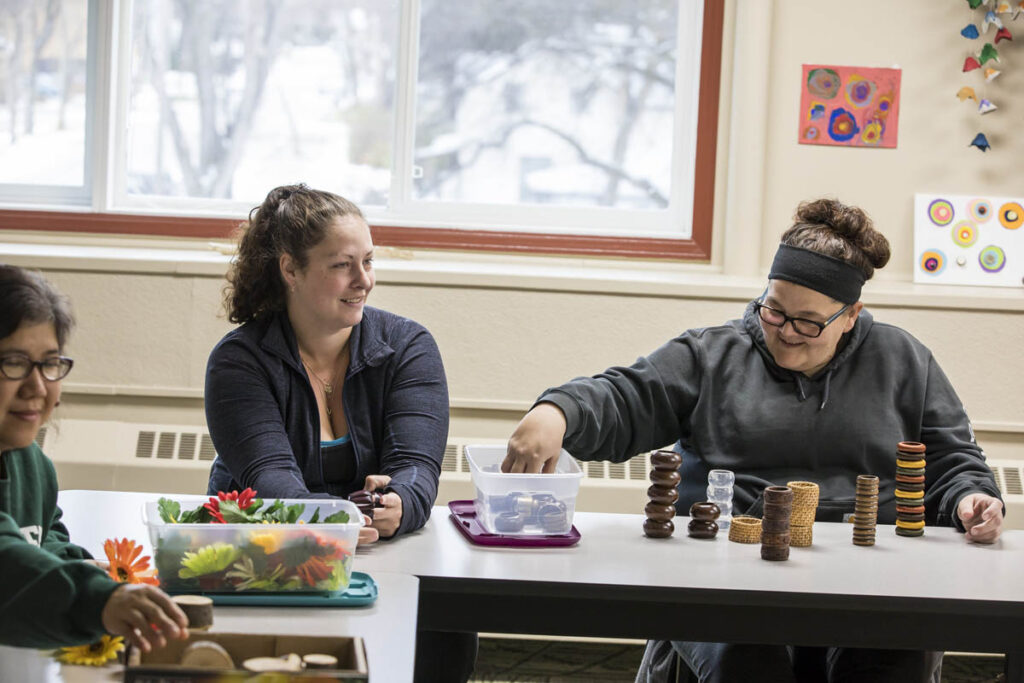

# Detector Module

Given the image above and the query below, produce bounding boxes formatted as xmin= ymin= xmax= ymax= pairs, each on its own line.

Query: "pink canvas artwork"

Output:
xmin=798 ymin=64 xmax=901 ymax=148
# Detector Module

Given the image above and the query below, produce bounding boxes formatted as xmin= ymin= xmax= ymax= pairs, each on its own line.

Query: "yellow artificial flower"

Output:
xmin=56 ymin=635 xmax=125 ymax=666
xmin=249 ymin=531 xmax=282 ymax=555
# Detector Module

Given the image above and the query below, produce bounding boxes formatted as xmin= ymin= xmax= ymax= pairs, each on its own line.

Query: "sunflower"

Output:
xmin=103 ymin=538 xmax=158 ymax=585
xmin=56 ymin=635 xmax=125 ymax=666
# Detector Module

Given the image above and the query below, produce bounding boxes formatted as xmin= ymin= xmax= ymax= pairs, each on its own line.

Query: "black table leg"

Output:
xmin=1006 ymin=650 xmax=1023 ymax=683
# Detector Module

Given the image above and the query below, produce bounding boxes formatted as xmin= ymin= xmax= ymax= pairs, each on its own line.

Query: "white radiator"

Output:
xmin=39 ymin=419 xmax=1024 ymax=528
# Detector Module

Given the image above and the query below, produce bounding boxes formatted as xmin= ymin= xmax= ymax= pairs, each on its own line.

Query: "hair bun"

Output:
xmin=794 ymin=198 xmax=890 ymax=270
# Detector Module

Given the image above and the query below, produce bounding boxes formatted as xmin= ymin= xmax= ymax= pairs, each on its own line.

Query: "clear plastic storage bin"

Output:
xmin=465 ymin=444 xmax=583 ymax=536
xmin=143 ymin=495 xmax=362 ymax=593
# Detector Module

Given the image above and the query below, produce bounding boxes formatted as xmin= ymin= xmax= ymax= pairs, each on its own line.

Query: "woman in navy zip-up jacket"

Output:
xmin=204 ymin=184 xmax=449 ymax=540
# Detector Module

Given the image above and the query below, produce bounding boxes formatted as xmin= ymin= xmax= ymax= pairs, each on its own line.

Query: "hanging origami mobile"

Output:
xmin=995 ymin=26 xmax=1013 ymax=42
xmin=963 ymin=56 xmax=983 ymax=71
xmin=962 ymin=23 xmax=981 ymax=38
xmin=968 ymin=0 xmax=984 ymax=8
xmin=978 ymin=98 xmax=998 ymax=113
xmin=957 ymin=86 xmax=979 ymax=102
xmin=996 ymin=0 xmax=1011 ymax=11
xmin=979 ymin=43 xmax=1000 ymax=63
xmin=985 ymin=67 xmax=1002 ymax=80
xmin=969 ymin=133 xmax=991 ymax=151
xmin=983 ymin=11 xmax=1005 ymax=31
xmin=1015 ymin=0 xmax=1024 ymax=18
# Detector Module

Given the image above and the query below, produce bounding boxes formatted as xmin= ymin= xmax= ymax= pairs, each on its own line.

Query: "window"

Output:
xmin=0 ymin=0 xmax=92 ymax=203
xmin=0 ymin=0 xmax=723 ymax=259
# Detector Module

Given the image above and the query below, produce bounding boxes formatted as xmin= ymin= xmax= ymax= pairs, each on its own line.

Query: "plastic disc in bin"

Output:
xmin=464 ymin=445 xmax=583 ymax=536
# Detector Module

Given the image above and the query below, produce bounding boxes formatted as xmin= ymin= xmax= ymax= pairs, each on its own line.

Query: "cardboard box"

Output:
xmin=124 ymin=632 xmax=368 ymax=682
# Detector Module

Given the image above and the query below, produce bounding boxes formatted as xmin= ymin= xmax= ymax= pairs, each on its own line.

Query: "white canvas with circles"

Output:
xmin=913 ymin=193 xmax=1023 ymax=288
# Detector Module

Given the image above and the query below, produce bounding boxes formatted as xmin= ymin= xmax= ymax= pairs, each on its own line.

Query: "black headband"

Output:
xmin=768 ymin=244 xmax=865 ymax=304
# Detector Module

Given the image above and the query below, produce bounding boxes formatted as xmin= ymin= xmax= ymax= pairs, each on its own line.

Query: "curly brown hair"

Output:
xmin=225 ymin=184 xmax=365 ymax=324
xmin=780 ymin=198 xmax=891 ymax=281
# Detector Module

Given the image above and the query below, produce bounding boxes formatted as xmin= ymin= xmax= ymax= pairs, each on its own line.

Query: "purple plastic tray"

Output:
xmin=447 ymin=500 xmax=580 ymax=547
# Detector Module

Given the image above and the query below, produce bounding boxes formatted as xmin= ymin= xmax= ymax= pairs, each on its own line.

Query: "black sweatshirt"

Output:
xmin=540 ymin=305 xmax=1001 ymax=527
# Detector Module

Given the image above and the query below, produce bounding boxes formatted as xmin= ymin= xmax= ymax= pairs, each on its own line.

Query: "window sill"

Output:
xmin=1 ymin=233 xmax=1022 ymax=312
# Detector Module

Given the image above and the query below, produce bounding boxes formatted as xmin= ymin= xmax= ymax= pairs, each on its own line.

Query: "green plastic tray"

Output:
xmin=176 ymin=571 xmax=379 ymax=607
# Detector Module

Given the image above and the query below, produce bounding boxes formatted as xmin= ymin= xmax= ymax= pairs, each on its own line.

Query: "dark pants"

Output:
xmin=670 ymin=641 xmax=942 ymax=683
xmin=413 ymin=630 xmax=478 ymax=683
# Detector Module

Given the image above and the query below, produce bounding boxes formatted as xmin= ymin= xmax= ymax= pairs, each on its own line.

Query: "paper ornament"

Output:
xmin=957 ymin=86 xmax=979 ymax=102
xmin=985 ymin=67 xmax=1002 ymax=80
xmin=995 ymin=26 xmax=1013 ymax=42
xmin=979 ymin=43 xmax=1000 ymax=64
xmin=996 ymin=1 xmax=1012 ymax=11
xmin=978 ymin=98 xmax=998 ymax=113
xmin=970 ymin=132 xmax=991 ymax=151
xmin=962 ymin=24 xmax=981 ymax=38
xmin=963 ymin=56 xmax=983 ymax=71
xmin=983 ymin=11 xmax=1005 ymax=31
xmin=1015 ymin=0 xmax=1024 ymax=18
xmin=968 ymin=0 xmax=984 ymax=8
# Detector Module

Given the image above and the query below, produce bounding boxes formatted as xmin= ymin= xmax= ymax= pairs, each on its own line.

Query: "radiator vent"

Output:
xmin=135 ymin=431 xmax=155 ymax=458
xmin=199 ymin=434 xmax=217 ymax=461
xmin=993 ymin=464 xmax=1023 ymax=496
xmin=37 ymin=426 xmax=48 ymax=449
xmin=441 ymin=443 xmax=459 ymax=472
xmin=179 ymin=433 xmax=197 ymax=460
xmin=156 ymin=432 xmax=176 ymax=459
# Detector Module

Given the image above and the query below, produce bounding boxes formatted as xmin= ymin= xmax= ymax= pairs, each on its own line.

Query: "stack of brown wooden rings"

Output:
xmin=760 ymin=485 xmax=793 ymax=561
xmin=688 ymin=501 xmax=721 ymax=539
xmin=644 ymin=450 xmax=681 ymax=538
xmin=347 ymin=489 xmax=385 ymax=520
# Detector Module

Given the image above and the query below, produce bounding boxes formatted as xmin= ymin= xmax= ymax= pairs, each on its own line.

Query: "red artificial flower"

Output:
xmin=204 ymin=487 xmax=258 ymax=523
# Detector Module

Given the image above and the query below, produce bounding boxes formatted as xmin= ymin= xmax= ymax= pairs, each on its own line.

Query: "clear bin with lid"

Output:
xmin=465 ymin=444 xmax=583 ymax=536
xmin=142 ymin=495 xmax=362 ymax=593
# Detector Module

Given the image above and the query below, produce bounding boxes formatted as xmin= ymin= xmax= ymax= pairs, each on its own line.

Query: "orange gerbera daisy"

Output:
xmin=295 ymin=556 xmax=333 ymax=587
xmin=103 ymin=538 xmax=158 ymax=585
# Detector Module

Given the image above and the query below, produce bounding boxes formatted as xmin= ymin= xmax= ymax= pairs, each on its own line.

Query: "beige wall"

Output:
xmin=2 ymin=0 xmax=1022 ymax=483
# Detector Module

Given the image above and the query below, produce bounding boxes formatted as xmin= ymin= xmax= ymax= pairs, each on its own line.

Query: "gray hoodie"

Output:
xmin=540 ymin=304 xmax=1000 ymax=528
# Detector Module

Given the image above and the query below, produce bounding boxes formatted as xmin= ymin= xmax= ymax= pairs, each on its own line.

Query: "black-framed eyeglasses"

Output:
xmin=0 ymin=354 xmax=74 ymax=381
xmin=753 ymin=300 xmax=850 ymax=339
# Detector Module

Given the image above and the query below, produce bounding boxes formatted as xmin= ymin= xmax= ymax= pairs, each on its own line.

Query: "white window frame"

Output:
xmin=3 ymin=0 xmax=708 ymax=244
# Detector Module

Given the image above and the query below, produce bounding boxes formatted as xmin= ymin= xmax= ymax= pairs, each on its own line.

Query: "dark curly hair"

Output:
xmin=225 ymin=184 xmax=365 ymax=324
xmin=0 ymin=264 xmax=74 ymax=349
xmin=780 ymin=198 xmax=891 ymax=281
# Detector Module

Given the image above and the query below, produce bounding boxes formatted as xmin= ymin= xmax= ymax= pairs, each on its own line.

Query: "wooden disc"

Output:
xmin=303 ymin=653 xmax=339 ymax=669
xmin=243 ymin=654 xmax=303 ymax=672
xmin=172 ymin=594 xmax=214 ymax=630
xmin=180 ymin=640 xmax=234 ymax=669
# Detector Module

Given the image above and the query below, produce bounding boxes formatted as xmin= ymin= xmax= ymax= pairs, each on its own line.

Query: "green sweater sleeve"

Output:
xmin=0 ymin=511 xmax=119 ymax=649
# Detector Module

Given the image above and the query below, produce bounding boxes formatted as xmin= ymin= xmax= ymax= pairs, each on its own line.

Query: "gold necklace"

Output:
xmin=301 ymin=358 xmax=339 ymax=416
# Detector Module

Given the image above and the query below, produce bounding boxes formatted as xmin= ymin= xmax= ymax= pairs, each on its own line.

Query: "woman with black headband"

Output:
xmin=501 ymin=198 xmax=1003 ymax=683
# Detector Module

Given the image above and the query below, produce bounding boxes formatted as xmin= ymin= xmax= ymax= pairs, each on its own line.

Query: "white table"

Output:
xmin=57 ymin=492 xmax=1024 ymax=681
xmin=356 ymin=505 xmax=1024 ymax=680
xmin=56 ymin=490 xmax=417 ymax=683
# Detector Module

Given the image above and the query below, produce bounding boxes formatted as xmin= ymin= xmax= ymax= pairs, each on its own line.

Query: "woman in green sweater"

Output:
xmin=0 ymin=264 xmax=188 ymax=651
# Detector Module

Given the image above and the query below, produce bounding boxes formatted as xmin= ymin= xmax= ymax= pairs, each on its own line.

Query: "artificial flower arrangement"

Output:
xmin=55 ymin=537 xmax=155 ymax=666
xmin=150 ymin=488 xmax=356 ymax=594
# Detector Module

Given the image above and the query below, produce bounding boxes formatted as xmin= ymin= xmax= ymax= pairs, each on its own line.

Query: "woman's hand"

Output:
xmin=364 ymin=474 xmax=402 ymax=539
xmin=501 ymin=403 xmax=568 ymax=474
xmin=358 ymin=514 xmax=380 ymax=544
xmin=100 ymin=584 xmax=189 ymax=653
xmin=957 ymin=493 xmax=1004 ymax=544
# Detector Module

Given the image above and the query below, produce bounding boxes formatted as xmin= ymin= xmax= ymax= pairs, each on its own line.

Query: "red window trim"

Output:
xmin=0 ymin=2 xmax=723 ymax=261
